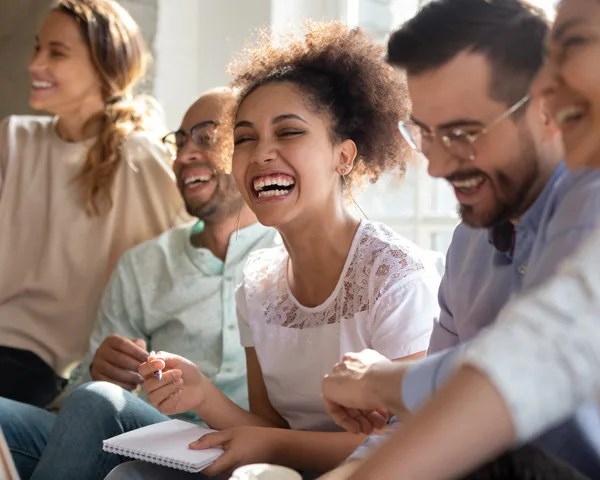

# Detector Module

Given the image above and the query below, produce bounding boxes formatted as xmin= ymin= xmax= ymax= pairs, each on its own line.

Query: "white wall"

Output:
xmin=153 ymin=0 xmax=363 ymax=128
xmin=154 ymin=0 xmax=271 ymax=128
xmin=271 ymin=0 xmax=347 ymax=32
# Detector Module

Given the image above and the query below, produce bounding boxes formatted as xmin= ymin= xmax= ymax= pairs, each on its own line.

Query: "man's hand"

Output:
xmin=322 ymin=349 xmax=407 ymax=434
xmin=140 ymin=351 xmax=206 ymax=415
xmin=90 ymin=335 xmax=148 ymax=390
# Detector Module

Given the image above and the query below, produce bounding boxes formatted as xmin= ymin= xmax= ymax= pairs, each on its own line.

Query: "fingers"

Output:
xmin=143 ymin=368 xmax=187 ymax=415
xmin=92 ymin=359 xmax=143 ymax=387
xmin=106 ymin=335 xmax=149 ymax=363
xmin=146 ymin=382 xmax=184 ymax=414
xmin=365 ymin=410 xmax=388 ymax=431
xmin=103 ymin=348 xmax=146 ymax=372
xmin=143 ymin=369 xmax=182 ymax=395
xmin=323 ymin=397 xmax=362 ymax=434
xmin=342 ymin=349 xmax=386 ymax=367
xmin=138 ymin=358 xmax=167 ymax=378
xmin=92 ymin=336 xmax=149 ymax=384
xmin=189 ymin=430 xmax=230 ymax=450
xmin=131 ymin=337 xmax=147 ymax=352
xmin=201 ymin=452 xmax=236 ymax=477
xmin=344 ymin=408 xmax=376 ymax=435
xmin=138 ymin=350 xmax=184 ymax=377
xmin=152 ymin=389 xmax=186 ymax=415
xmin=195 ymin=433 xmax=234 ymax=477
xmin=324 ymin=395 xmax=383 ymax=435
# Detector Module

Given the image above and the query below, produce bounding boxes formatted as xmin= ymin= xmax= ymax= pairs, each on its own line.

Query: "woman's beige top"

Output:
xmin=0 ymin=115 xmax=188 ymax=378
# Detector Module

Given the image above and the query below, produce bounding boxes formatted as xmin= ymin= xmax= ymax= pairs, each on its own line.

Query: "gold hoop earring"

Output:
xmin=341 ymin=175 xmax=368 ymax=220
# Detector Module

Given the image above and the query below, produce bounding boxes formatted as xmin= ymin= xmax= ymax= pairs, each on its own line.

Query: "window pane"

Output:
xmin=352 ymin=167 xmax=417 ymax=219
xmin=429 ymin=179 xmax=458 ymax=217
xmin=431 ymin=231 xmax=454 ymax=254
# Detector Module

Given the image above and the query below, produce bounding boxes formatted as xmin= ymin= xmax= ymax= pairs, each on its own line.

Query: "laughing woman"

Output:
xmin=106 ymin=20 xmax=440 ymax=479
xmin=0 ymin=0 xmax=186 ymax=408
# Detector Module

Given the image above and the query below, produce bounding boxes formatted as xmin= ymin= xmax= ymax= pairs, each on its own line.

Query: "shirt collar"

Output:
xmin=227 ymin=222 xmax=273 ymax=245
xmin=183 ymin=221 xmax=273 ymax=275
xmin=488 ymin=161 xmax=566 ymax=253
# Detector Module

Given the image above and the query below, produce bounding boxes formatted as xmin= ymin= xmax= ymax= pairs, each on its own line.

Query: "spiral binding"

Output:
xmin=102 ymin=442 xmax=204 ymax=473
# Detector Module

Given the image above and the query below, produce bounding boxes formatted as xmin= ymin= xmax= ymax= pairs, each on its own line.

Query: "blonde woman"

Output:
xmin=0 ymin=0 xmax=186 ymax=408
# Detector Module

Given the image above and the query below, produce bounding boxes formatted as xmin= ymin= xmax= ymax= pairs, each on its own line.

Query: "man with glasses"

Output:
xmin=0 ymin=88 xmax=278 ymax=480
xmin=320 ymin=0 xmax=600 ymax=478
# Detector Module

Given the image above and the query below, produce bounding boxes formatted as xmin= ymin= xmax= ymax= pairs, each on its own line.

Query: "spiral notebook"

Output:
xmin=102 ymin=419 xmax=223 ymax=473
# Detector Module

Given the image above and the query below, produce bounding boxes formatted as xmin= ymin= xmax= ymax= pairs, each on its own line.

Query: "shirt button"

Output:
xmin=517 ymin=265 xmax=527 ymax=275
xmin=228 ymin=324 xmax=236 ymax=331
xmin=224 ymin=367 xmax=232 ymax=373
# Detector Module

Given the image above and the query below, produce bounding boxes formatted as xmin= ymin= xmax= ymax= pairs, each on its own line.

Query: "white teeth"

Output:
xmin=257 ymin=189 xmax=290 ymax=198
xmin=253 ymin=176 xmax=295 ymax=192
xmin=451 ymin=177 xmax=485 ymax=189
xmin=184 ymin=175 xmax=211 ymax=186
xmin=555 ymin=106 xmax=584 ymax=126
xmin=32 ymin=80 xmax=53 ymax=89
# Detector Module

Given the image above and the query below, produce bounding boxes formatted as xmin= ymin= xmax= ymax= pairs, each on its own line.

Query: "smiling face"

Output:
xmin=232 ymin=82 xmax=353 ymax=229
xmin=407 ymin=51 xmax=551 ymax=228
xmin=532 ymin=0 xmax=600 ymax=170
xmin=172 ymin=91 xmax=241 ymax=223
xmin=28 ymin=11 xmax=103 ymax=116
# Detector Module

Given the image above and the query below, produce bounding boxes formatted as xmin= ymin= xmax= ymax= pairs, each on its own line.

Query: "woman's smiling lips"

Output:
xmin=250 ymin=172 xmax=296 ymax=200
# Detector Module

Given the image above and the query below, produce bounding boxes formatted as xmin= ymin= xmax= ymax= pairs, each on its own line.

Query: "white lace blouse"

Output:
xmin=236 ymin=220 xmax=441 ymax=432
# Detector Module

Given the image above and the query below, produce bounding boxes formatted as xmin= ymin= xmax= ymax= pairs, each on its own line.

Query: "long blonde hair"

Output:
xmin=55 ymin=0 xmax=162 ymax=216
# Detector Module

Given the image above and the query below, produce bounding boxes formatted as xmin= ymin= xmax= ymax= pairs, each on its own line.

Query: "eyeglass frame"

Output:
xmin=398 ymin=94 xmax=531 ymax=161
xmin=161 ymin=120 xmax=219 ymax=153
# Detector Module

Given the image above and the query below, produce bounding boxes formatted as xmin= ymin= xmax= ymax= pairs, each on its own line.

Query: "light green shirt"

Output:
xmin=71 ymin=221 xmax=278 ymax=422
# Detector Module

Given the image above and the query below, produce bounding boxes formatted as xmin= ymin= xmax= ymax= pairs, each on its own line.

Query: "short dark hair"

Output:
xmin=229 ymin=21 xmax=411 ymax=189
xmin=386 ymin=0 xmax=551 ymax=106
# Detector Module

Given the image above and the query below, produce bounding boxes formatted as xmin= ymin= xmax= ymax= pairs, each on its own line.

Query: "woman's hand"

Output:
xmin=189 ymin=426 xmax=281 ymax=477
xmin=139 ymin=351 xmax=206 ymax=415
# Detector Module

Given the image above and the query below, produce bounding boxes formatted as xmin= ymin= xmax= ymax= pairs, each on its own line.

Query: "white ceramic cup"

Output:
xmin=229 ymin=463 xmax=302 ymax=480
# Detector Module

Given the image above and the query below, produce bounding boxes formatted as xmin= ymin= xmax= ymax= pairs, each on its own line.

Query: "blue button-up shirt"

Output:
xmin=352 ymin=165 xmax=600 ymax=477
xmin=71 ymin=221 xmax=278 ymax=422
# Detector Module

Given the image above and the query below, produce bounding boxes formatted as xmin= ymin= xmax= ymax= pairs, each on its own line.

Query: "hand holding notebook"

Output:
xmin=103 ymin=419 xmax=223 ymax=473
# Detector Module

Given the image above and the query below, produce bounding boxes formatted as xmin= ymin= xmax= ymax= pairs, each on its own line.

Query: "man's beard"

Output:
xmin=460 ymin=131 xmax=540 ymax=228
xmin=185 ymin=174 xmax=242 ymax=223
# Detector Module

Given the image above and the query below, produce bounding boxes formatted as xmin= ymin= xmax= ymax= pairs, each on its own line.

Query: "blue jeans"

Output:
xmin=1 ymin=381 xmax=168 ymax=480
xmin=0 ymin=397 xmax=56 ymax=479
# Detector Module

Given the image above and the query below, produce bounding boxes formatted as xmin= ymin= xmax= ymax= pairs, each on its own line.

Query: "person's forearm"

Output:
xmin=347 ymin=366 xmax=515 ymax=480
xmin=271 ymin=429 xmax=366 ymax=473
xmin=317 ymin=460 xmax=362 ymax=479
xmin=193 ymin=380 xmax=283 ymax=430
xmin=359 ymin=359 xmax=412 ymax=418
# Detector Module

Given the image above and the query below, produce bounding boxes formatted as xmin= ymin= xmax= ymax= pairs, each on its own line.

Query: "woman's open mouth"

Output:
xmin=252 ymin=173 xmax=296 ymax=199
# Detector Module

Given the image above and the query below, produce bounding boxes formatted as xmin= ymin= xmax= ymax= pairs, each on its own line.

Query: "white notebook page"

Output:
xmin=103 ymin=419 xmax=223 ymax=472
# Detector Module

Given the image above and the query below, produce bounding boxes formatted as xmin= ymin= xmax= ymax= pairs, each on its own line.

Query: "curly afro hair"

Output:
xmin=228 ymin=20 xmax=412 ymax=189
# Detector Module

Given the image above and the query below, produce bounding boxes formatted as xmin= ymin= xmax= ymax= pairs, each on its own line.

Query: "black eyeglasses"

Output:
xmin=162 ymin=120 xmax=219 ymax=153
xmin=398 ymin=95 xmax=530 ymax=162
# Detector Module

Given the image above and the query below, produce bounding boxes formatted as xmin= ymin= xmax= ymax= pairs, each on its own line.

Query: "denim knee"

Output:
xmin=62 ymin=381 xmax=132 ymax=419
